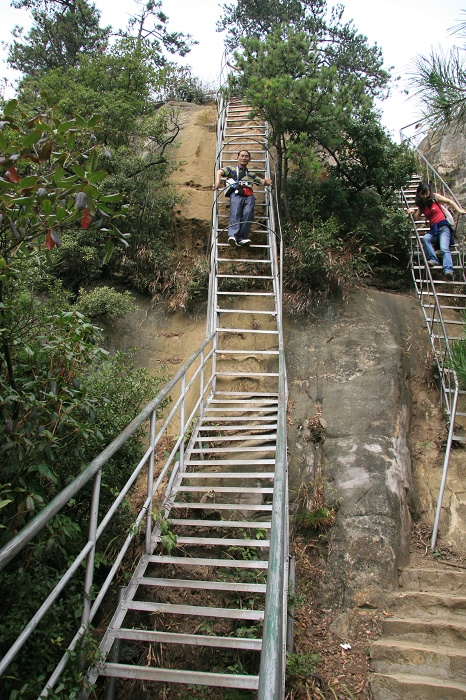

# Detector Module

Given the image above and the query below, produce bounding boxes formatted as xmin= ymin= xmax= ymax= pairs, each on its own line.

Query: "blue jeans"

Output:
xmin=422 ymin=224 xmax=453 ymax=273
xmin=228 ymin=193 xmax=255 ymax=242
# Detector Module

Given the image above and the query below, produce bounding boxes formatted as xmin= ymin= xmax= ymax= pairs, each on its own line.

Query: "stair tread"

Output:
xmin=169 ymin=518 xmax=271 ymax=527
xmin=372 ymin=638 xmax=466 ymax=655
xmin=137 ymin=576 xmax=267 ymax=592
xmin=144 ymin=555 xmax=268 ymax=567
xmin=385 ymin=615 xmax=466 ymax=630
xmin=372 ymin=671 xmax=466 ymax=689
xmin=110 ymin=628 xmax=262 ymax=650
xmin=128 ymin=600 xmax=265 ymax=620
xmin=100 ymin=663 xmax=260 ymax=689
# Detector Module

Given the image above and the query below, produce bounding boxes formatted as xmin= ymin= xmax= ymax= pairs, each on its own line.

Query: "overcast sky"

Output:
xmin=0 ymin=0 xmax=465 ymax=140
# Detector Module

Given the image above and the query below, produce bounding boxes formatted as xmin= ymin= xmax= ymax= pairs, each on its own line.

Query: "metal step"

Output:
xmin=110 ymin=628 xmax=263 ymax=650
xmin=216 ymin=308 xmax=277 ymax=315
xmin=99 ymin=663 xmax=260 ymax=689
xmin=169 ymin=518 xmax=272 ymax=526
xmin=176 ymin=473 xmax=274 ymax=480
xmin=216 ymin=329 xmax=278 ymax=336
xmin=145 ymin=555 xmax=269 ymax=568
xmin=194 ymin=434 xmax=277 ymax=441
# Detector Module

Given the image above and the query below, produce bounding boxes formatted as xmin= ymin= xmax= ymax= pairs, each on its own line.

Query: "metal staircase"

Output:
xmin=0 ymin=88 xmax=288 ymax=698
xmin=399 ymin=142 xmax=466 ymax=549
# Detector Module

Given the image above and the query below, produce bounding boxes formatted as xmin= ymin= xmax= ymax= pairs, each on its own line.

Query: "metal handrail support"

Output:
xmin=145 ymin=411 xmax=156 ymax=554
xmin=258 ymin=354 xmax=288 ymax=699
xmin=431 ymin=387 xmax=460 ymax=549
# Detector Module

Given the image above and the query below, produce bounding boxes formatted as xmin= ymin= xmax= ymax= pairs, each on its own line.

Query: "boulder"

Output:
xmin=285 ymin=289 xmax=424 ymax=607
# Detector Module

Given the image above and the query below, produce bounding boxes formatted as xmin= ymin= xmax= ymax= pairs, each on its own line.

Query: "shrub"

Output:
xmin=450 ymin=337 xmax=466 ymax=389
xmin=75 ymin=286 xmax=136 ymax=321
xmin=283 ymin=218 xmax=369 ymax=314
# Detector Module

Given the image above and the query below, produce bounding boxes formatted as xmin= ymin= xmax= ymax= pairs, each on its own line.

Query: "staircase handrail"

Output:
xmin=401 ymin=176 xmax=462 ymax=551
xmin=0 ymin=332 xmax=216 ymax=693
xmin=258 ymin=119 xmax=288 ymax=700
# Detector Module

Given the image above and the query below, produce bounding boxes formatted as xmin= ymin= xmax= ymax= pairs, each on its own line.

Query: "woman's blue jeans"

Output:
xmin=422 ymin=224 xmax=453 ymax=272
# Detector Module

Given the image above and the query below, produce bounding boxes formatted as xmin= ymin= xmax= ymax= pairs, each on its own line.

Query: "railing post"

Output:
xmin=81 ymin=468 xmax=102 ymax=628
xmin=145 ymin=410 xmax=156 ymax=554
xmin=180 ymin=374 xmax=186 ymax=472
xmin=431 ymin=387 xmax=459 ymax=550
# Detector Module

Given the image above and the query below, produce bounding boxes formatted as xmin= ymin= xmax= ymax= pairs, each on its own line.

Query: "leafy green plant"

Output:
xmin=450 ymin=337 xmax=466 ymax=389
xmin=293 ymin=479 xmax=339 ymax=534
xmin=153 ymin=508 xmax=178 ymax=554
xmin=283 ymin=217 xmax=369 ymax=314
xmin=286 ymin=651 xmax=321 ymax=691
xmin=75 ymin=285 xmax=136 ymax=322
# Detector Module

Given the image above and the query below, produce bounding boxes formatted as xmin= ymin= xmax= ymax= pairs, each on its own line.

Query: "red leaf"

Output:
xmin=81 ymin=208 xmax=91 ymax=229
xmin=45 ymin=229 xmax=56 ymax=250
xmin=6 ymin=166 xmax=19 ymax=183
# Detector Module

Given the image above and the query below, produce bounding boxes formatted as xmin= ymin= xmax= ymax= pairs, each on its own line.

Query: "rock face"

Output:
xmin=418 ymin=127 xmax=466 ymax=205
xmin=285 ymin=289 xmax=425 ymax=607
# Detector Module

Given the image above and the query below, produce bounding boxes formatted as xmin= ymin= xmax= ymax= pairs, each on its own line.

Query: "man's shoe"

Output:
xmin=228 ymin=237 xmax=238 ymax=247
xmin=427 ymin=259 xmax=440 ymax=267
xmin=445 ymin=271 xmax=454 ymax=281
xmin=240 ymin=238 xmax=251 ymax=246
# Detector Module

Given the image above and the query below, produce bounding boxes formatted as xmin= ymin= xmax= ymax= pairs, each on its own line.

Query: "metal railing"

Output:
xmin=400 ymin=123 xmax=466 ymax=549
xmin=0 ymin=334 xmax=216 ymax=695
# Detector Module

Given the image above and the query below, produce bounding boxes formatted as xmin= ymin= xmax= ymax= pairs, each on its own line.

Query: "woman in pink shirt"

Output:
xmin=407 ymin=182 xmax=466 ymax=281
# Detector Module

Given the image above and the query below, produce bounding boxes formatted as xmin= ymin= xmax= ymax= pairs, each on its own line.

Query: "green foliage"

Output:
xmin=409 ymin=32 xmax=466 ymax=131
xmin=157 ymin=65 xmax=213 ymax=104
xmin=75 ymin=285 xmax=136 ymax=322
xmin=8 ymin=0 xmax=110 ymax=75
xmin=121 ymin=0 xmax=196 ymax=66
xmin=293 ymin=479 xmax=338 ymax=534
xmin=286 ymin=651 xmax=321 ymax=690
xmin=450 ymin=337 xmax=466 ymax=389
xmin=0 ymin=99 xmax=127 ymax=267
xmin=282 ymin=215 xmax=369 ymax=313
xmin=220 ymin=0 xmax=416 ymax=302
xmin=154 ymin=508 xmax=178 ymax=554
xmin=0 ymin=306 xmax=107 ymax=535
xmin=0 ymin=333 xmax=169 ymax=697
xmin=323 ymin=111 xmax=417 ymax=196
xmin=0 ymin=566 xmax=87 ymax=699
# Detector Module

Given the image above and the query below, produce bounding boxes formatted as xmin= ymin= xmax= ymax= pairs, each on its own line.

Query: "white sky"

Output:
xmin=0 ymin=0 xmax=465 ymax=140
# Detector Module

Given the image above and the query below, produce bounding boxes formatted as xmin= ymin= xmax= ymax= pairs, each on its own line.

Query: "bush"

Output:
xmin=450 ymin=337 xmax=466 ymax=389
xmin=282 ymin=218 xmax=370 ymax=314
xmin=75 ymin=286 xmax=136 ymax=321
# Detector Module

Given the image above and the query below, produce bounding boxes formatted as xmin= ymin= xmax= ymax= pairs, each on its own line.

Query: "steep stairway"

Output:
xmin=401 ymin=175 xmax=466 ymax=440
xmin=370 ymin=564 xmax=466 ymax=699
xmin=86 ymin=97 xmax=288 ymax=697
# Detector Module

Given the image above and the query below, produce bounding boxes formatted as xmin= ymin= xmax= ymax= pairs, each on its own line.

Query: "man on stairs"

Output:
xmin=213 ymin=149 xmax=272 ymax=247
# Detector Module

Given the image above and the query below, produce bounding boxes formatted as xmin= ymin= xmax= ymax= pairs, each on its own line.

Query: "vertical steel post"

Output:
xmin=103 ymin=586 xmax=125 ymax=700
xmin=431 ymin=387 xmax=459 ymax=551
xmin=179 ymin=374 xmax=186 ymax=472
xmin=81 ymin=468 xmax=102 ymax=628
xmin=145 ymin=410 xmax=156 ymax=554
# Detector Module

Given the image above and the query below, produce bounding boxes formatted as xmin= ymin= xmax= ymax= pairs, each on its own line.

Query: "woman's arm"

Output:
xmin=434 ymin=192 xmax=466 ymax=214
xmin=407 ymin=207 xmax=421 ymax=220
